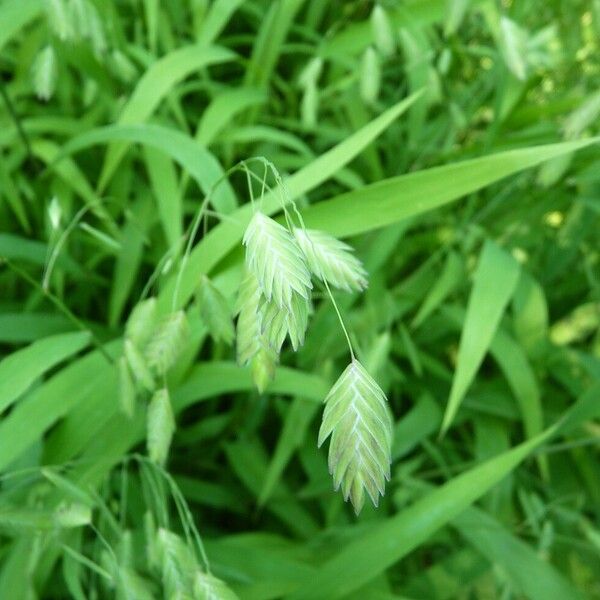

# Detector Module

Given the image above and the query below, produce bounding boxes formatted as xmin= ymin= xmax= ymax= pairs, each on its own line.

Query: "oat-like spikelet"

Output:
xmin=318 ymin=359 xmax=393 ymax=514
xmin=236 ymin=270 xmax=278 ymax=392
xmin=145 ymin=310 xmax=188 ymax=375
xmin=294 ymin=228 xmax=368 ymax=292
xmin=197 ymin=275 xmax=235 ymax=345
xmin=124 ymin=340 xmax=155 ymax=392
xmin=259 ymin=292 xmax=310 ymax=352
xmin=32 ymin=45 xmax=57 ymax=102
xmin=147 ymin=389 xmax=175 ymax=466
xmin=125 ymin=298 xmax=158 ymax=349
xmin=243 ymin=212 xmax=312 ymax=311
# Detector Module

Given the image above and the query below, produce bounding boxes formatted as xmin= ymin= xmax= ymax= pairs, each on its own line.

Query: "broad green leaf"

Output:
xmin=0 ymin=313 xmax=77 ymax=343
xmin=0 ymin=0 xmax=42 ymax=53
xmin=0 ymin=331 xmax=90 ymax=414
xmin=289 ymin=384 xmax=600 ymax=599
xmin=454 ymin=506 xmax=585 ymax=600
xmin=98 ymin=44 xmax=236 ymax=190
xmin=196 ymin=0 xmax=246 ymax=46
xmin=412 ymin=251 xmax=463 ymax=328
xmin=57 ymin=124 xmax=237 ymax=214
xmin=196 ymin=88 xmax=266 ymax=146
xmin=144 ymin=147 xmax=182 ymax=250
xmin=243 ymin=0 xmax=305 ymax=96
xmin=0 ymin=345 xmax=118 ymax=472
xmin=441 ymin=240 xmax=521 ymax=434
xmin=443 ymin=305 xmax=545 ymax=474
xmin=300 ymin=138 xmax=599 ymax=238
xmin=290 ymin=429 xmax=554 ymax=599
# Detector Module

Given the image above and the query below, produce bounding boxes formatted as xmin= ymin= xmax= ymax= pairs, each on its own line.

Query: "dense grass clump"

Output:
xmin=0 ymin=0 xmax=599 ymax=598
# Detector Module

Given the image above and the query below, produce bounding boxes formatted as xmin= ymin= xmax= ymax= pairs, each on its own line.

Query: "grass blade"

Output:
xmin=440 ymin=240 xmax=521 ymax=435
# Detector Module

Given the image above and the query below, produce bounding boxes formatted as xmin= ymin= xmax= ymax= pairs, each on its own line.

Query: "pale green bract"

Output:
xmin=194 ymin=571 xmax=240 ymax=600
xmin=371 ymin=5 xmax=396 ymax=57
xmin=156 ymin=528 xmax=197 ymax=596
xmin=235 ymin=271 xmax=278 ymax=392
xmin=32 ymin=45 xmax=57 ymax=101
xmin=124 ymin=339 xmax=155 ymax=392
xmin=118 ymin=356 xmax=136 ymax=418
xmin=243 ymin=212 xmax=312 ymax=310
xmin=147 ymin=389 xmax=175 ymax=466
xmin=125 ymin=297 xmax=158 ymax=349
xmin=145 ymin=310 xmax=188 ymax=375
xmin=259 ymin=292 xmax=310 ymax=352
xmin=318 ymin=359 xmax=393 ymax=514
xmin=294 ymin=228 xmax=368 ymax=292
xmin=197 ymin=275 xmax=235 ymax=344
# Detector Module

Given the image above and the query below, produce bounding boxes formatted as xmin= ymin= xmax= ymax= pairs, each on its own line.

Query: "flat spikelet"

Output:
xmin=147 ymin=389 xmax=175 ymax=466
xmin=46 ymin=0 xmax=73 ymax=41
xmin=251 ymin=345 xmax=278 ymax=394
xmin=194 ymin=571 xmax=239 ymax=600
xmin=125 ymin=298 xmax=158 ymax=349
xmin=32 ymin=45 xmax=57 ymax=101
xmin=236 ymin=270 xmax=264 ymax=366
xmin=145 ymin=310 xmax=188 ymax=375
xmin=371 ymin=5 xmax=396 ymax=57
xmin=360 ymin=46 xmax=381 ymax=105
xmin=318 ymin=359 xmax=393 ymax=514
xmin=118 ymin=356 xmax=136 ymax=417
xmin=156 ymin=528 xmax=197 ymax=597
xmin=259 ymin=292 xmax=310 ymax=352
xmin=243 ymin=212 xmax=312 ymax=310
xmin=236 ymin=271 xmax=278 ymax=392
xmin=124 ymin=340 xmax=155 ymax=392
xmin=294 ymin=228 xmax=368 ymax=292
xmin=197 ymin=275 xmax=234 ymax=345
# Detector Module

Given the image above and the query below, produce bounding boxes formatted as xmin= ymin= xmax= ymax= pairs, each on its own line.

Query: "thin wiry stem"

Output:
xmin=43 ymin=204 xmax=92 ymax=291
xmin=322 ymin=277 xmax=355 ymax=360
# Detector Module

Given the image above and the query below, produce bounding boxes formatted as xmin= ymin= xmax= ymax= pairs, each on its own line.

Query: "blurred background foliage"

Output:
xmin=0 ymin=0 xmax=599 ymax=598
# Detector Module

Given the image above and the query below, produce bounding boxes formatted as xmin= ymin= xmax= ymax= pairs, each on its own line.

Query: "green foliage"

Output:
xmin=0 ymin=0 xmax=599 ymax=598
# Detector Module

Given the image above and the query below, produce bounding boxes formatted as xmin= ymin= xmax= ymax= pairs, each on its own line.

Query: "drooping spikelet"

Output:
xmin=243 ymin=212 xmax=312 ymax=311
xmin=145 ymin=310 xmax=188 ymax=375
xmin=370 ymin=5 xmax=396 ymax=58
xmin=197 ymin=275 xmax=234 ymax=345
xmin=125 ymin=298 xmax=158 ymax=349
xmin=118 ymin=356 xmax=136 ymax=418
xmin=32 ymin=45 xmax=57 ymax=102
xmin=318 ymin=359 xmax=393 ymax=514
xmin=236 ymin=270 xmax=278 ymax=392
xmin=124 ymin=339 xmax=155 ymax=392
xmin=147 ymin=389 xmax=175 ymax=466
xmin=259 ymin=292 xmax=310 ymax=352
xmin=194 ymin=571 xmax=240 ymax=600
xmin=294 ymin=228 xmax=368 ymax=292
xmin=360 ymin=46 xmax=381 ymax=105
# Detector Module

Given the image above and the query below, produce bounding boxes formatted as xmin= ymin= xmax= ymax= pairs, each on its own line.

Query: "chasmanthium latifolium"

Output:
xmin=121 ymin=298 xmax=188 ymax=467
xmin=238 ymin=210 xmax=393 ymax=513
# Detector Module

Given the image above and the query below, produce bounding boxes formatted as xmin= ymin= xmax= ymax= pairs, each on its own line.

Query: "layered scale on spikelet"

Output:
xmin=243 ymin=212 xmax=312 ymax=310
xmin=294 ymin=228 xmax=368 ymax=292
xmin=318 ymin=359 xmax=393 ymax=514
xmin=235 ymin=270 xmax=279 ymax=392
